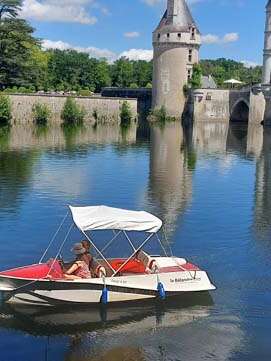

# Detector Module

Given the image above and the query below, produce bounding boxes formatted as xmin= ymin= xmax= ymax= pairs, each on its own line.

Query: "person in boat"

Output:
xmin=81 ymin=240 xmax=93 ymax=269
xmin=64 ymin=243 xmax=92 ymax=280
xmin=81 ymin=239 xmax=106 ymax=278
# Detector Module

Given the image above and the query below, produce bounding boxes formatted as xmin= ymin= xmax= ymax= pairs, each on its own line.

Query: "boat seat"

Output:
xmin=152 ymin=257 xmax=187 ymax=269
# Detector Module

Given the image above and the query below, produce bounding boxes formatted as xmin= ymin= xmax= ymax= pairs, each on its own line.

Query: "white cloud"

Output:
xmin=201 ymin=34 xmax=220 ymax=44
xmin=241 ymin=60 xmax=260 ymax=68
xmin=42 ymin=39 xmax=117 ymax=62
xmin=222 ymin=32 xmax=239 ymax=43
xmin=141 ymin=0 xmax=162 ymax=6
xmin=21 ymin=0 xmax=98 ymax=24
xmin=202 ymin=32 xmax=239 ymax=45
xmin=119 ymin=49 xmax=153 ymax=61
xmin=124 ymin=32 xmax=140 ymax=38
xmin=42 ymin=39 xmax=154 ymax=62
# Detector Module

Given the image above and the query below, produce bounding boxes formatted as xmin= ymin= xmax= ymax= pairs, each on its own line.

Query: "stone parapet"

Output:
xmin=8 ymin=94 xmax=138 ymax=124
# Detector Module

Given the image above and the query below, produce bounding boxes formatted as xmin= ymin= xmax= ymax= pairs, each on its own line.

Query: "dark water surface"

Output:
xmin=0 ymin=121 xmax=270 ymax=360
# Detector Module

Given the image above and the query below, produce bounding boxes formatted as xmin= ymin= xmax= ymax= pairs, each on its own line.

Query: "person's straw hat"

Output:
xmin=72 ymin=243 xmax=86 ymax=255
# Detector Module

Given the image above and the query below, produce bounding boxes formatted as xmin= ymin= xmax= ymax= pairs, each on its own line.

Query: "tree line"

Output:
xmin=0 ymin=0 xmax=262 ymax=94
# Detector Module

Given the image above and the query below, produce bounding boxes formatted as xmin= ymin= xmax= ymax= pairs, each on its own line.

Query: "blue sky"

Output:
xmin=21 ymin=0 xmax=267 ymax=66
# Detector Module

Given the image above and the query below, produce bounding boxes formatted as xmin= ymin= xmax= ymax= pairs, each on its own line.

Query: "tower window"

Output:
xmin=178 ymin=33 xmax=181 ymax=38
xmin=157 ymin=33 xmax=160 ymax=40
xmin=167 ymin=33 xmax=170 ymax=38
xmin=188 ymin=69 xmax=192 ymax=82
xmin=188 ymin=49 xmax=192 ymax=63
xmin=191 ymin=27 xmax=196 ymax=40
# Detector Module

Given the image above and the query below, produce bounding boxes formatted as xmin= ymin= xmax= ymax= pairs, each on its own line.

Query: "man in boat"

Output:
xmin=81 ymin=240 xmax=106 ymax=278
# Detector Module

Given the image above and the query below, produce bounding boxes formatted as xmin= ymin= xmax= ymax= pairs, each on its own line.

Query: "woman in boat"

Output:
xmin=81 ymin=240 xmax=93 ymax=269
xmin=64 ymin=243 xmax=92 ymax=280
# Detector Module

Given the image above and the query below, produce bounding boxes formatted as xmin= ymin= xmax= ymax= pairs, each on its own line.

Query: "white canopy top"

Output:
xmin=69 ymin=205 xmax=163 ymax=233
xmin=223 ymin=79 xmax=243 ymax=84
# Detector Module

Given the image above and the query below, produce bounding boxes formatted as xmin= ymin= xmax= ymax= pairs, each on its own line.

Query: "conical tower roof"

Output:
xmin=155 ymin=0 xmax=198 ymax=32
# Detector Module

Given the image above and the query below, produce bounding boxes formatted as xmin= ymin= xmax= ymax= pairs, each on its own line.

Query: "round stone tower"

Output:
xmin=263 ymin=0 xmax=271 ymax=84
xmin=152 ymin=0 xmax=201 ymax=118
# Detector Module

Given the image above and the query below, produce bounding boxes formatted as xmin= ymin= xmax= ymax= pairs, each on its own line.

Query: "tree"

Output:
xmin=190 ymin=63 xmax=202 ymax=88
xmin=0 ymin=0 xmax=39 ymax=89
xmin=0 ymin=0 xmax=21 ymax=20
xmin=111 ymin=58 xmax=134 ymax=87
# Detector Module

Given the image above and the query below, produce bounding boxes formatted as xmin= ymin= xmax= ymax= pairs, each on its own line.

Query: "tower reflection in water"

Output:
xmin=254 ymin=127 xmax=271 ymax=241
xmin=146 ymin=122 xmax=194 ymax=237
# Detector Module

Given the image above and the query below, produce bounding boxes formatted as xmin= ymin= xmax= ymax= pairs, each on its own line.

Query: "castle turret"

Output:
xmin=152 ymin=0 xmax=201 ymax=118
xmin=263 ymin=1 xmax=271 ymax=84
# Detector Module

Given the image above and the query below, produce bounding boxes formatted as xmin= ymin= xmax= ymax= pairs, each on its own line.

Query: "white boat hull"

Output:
xmin=0 ymin=271 xmax=215 ymax=306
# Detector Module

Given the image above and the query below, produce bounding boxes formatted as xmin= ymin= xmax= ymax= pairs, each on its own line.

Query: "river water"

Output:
xmin=0 ymin=121 xmax=270 ymax=360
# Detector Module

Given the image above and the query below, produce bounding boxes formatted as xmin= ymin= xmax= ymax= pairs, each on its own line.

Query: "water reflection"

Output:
xmin=0 ymin=294 xmax=213 ymax=336
xmin=0 ymin=149 xmax=40 ymax=214
xmin=192 ymin=121 xmax=263 ymax=158
xmin=254 ymin=128 xmax=271 ymax=240
xmin=193 ymin=121 xmax=229 ymax=154
xmin=3 ymin=123 xmax=137 ymax=152
xmin=147 ymin=123 xmax=193 ymax=236
xmin=0 ymin=294 xmax=245 ymax=361
xmin=0 ymin=120 xmax=269 ymax=360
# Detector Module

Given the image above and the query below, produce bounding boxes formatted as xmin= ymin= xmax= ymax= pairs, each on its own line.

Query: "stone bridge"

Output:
xmin=229 ymin=89 xmax=251 ymax=122
xmin=101 ymin=86 xmax=268 ymax=126
xmin=193 ymin=88 xmax=266 ymax=125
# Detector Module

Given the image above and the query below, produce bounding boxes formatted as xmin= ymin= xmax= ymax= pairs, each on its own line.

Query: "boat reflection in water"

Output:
xmin=0 ymin=293 xmax=243 ymax=361
xmin=0 ymin=293 xmax=213 ymax=336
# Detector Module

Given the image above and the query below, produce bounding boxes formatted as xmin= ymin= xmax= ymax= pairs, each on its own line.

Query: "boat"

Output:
xmin=0 ymin=205 xmax=216 ymax=306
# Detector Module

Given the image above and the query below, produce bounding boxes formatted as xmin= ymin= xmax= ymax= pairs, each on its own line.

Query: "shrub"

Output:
xmin=120 ymin=101 xmax=133 ymax=126
xmin=79 ymin=89 xmax=93 ymax=97
xmin=32 ymin=103 xmax=51 ymax=125
xmin=0 ymin=95 xmax=12 ymax=125
xmin=61 ymin=97 xmax=86 ymax=124
xmin=149 ymin=106 xmax=176 ymax=123
xmin=129 ymin=83 xmax=139 ymax=89
xmin=145 ymin=83 xmax=152 ymax=89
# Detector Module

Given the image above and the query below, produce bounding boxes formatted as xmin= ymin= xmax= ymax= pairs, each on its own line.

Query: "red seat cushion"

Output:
xmin=110 ymin=258 xmax=146 ymax=274
xmin=0 ymin=260 xmax=63 ymax=280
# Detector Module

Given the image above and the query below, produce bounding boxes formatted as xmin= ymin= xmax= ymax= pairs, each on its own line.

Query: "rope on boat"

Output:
xmin=39 ymin=211 xmax=69 ymax=264
xmin=46 ymin=223 xmax=74 ymax=277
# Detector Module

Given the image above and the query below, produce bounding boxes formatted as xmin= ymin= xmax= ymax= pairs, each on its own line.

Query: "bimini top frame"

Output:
xmin=39 ymin=205 xmax=166 ymax=278
xmin=69 ymin=205 xmax=164 ymax=277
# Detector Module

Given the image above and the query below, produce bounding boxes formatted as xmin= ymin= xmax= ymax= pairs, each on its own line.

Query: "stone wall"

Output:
xmin=9 ymin=94 xmax=138 ymax=124
xmin=249 ymin=92 xmax=266 ymax=124
xmin=193 ymin=89 xmax=230 ymax=122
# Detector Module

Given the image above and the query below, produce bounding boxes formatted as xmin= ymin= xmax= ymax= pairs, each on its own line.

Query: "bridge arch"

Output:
xmin=230 ymin=98 xmax=249 ymax=123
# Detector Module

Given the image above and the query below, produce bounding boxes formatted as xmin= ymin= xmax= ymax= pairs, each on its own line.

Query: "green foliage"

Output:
xmin=0 ymin=14 xmax=39 ymax=90
xmin=0 ymin=94 xmax=11 ymax=125
xmin=145 ymin=82 xmax=152 ymax=89
xmin=78 ymin=89 xmax=93 ymax=97
xmin=183 ymin=84 xmax=189 ymax=97
xmin=200 ymin=58 xmax=262 ymax=87
xmin=61 ymin=97 xmax=86 ymax=125
xmin=0 ymin=1 xmax=261 ymax=94
xmin=149 ymin=106 xmax=176 ymax=124
xmin=120 ymin=101 xmax=133 ymax=126
xmin=0 ymin=0 xmax=22 ymax=20
xmin=189 ymin=64 xmax=202 ymax=88
xmin=129 ymin=83 xmax=139 ymax=89
xmin=32 ymin=103 xmax=51 ymax=125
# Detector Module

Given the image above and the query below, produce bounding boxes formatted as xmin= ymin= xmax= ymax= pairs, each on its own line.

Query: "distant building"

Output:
xmin=152 ymin=0 xmax=201 ymax=117
xmin=201 ymin=75 xmax=217 ymax=89
xmin=263 ymin=0 xmax=271 ymax=84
